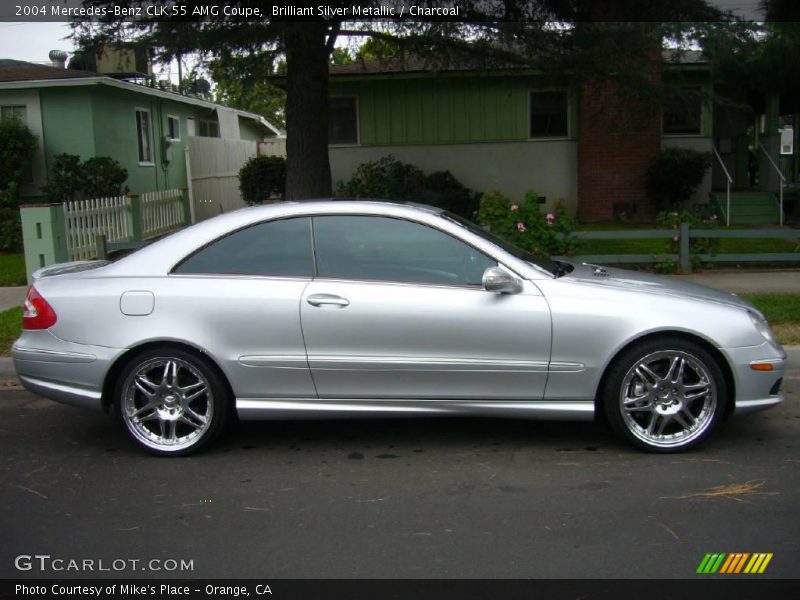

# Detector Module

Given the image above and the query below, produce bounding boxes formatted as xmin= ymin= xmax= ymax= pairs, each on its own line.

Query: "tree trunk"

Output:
xmin=284 ymin=23 xmax=332 ymax=200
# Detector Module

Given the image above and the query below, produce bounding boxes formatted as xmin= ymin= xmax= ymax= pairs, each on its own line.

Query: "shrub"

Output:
xmin=336 ymin=155 xmax=479 ymax=219
xmin=476 ymin=190 xmax=581 ymax=256
xmin=0 ymin=117 xmax=37 ymax=251
xmin=43 ymin=154 xmax=128 ymax=202
xmin=0 ymin=117 xmax=37 ymax=189
xmin=646 ymin=148 xmax=711 ymax=210
xmin=82 ymin=156 xmax=129 ymax=198
xmin=239 ymin=155 xmax=286 ymax=205
xmin=0 ymin=184 xmax=23 ymax=251
xmin=656 ymin=209 xmax=719 ymax=269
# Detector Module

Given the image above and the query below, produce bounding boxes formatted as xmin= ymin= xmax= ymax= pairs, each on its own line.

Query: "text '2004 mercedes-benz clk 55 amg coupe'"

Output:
xmin=13 ymin=200 xmax=786 ymax=455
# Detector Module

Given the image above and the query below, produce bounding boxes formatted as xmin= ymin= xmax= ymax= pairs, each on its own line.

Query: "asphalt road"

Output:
xmin=1 ymin=363 xmax=798 ymax=580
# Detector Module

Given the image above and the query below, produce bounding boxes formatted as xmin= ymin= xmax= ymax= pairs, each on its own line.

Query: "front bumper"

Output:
xmin=722 ymin=341 xmax=786 ymax=415
xmin=11 ymin=330 xmax=122 ymax=412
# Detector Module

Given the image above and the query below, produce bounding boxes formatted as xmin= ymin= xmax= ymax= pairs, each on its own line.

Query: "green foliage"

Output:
xmin=0 ymin=307 xmax=23 ymax=355
xmin=335 ymin=155 xmax=479 ymax=219
xmin=239 ymin=155 xmax=287 ymax=205
xmin=0 ymin=117 xmax=37 ymax=251
xmin=0 ymin=253 xmax=26 ymax=286
xmin=81 ymin=157 xmax=129 ymax=199
xmin=0 ymin=117 xmax=38 ymax=189
xmin=0 ymin=184 xmax=23 ymax=252
xmin=646 ymin=148 xmax=711 ymax=210
xmin=656 ymin=210 xmax=720 ymax=269
xmin=477 ymin=190 xmax=581 ymax=256
xmin=43 ymin=154 xmax=128 ymax=202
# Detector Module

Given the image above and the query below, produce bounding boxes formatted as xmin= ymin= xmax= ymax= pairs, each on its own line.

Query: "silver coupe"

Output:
xmin=13 ymin=200 xmax=786 ymax=455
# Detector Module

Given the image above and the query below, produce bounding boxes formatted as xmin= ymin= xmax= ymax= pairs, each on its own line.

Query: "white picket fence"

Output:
xmin=141 ymin=188 xmax=185 ymax=239
xmin=65 ymin=195 xmax=131 ymax=261
xmin=64 ymin=188 xmax=186 ymax=261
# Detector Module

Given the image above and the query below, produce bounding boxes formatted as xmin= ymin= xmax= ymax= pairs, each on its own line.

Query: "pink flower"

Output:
xmin=510 ymin=204 xmax=519 ymax=212
xmin=672 ymin=236 xmax=679 ymax=242
xmin=517 ymin=222 xmax=526 ymax=232
xmin=546 ymin=213 xmax=555 ymax=224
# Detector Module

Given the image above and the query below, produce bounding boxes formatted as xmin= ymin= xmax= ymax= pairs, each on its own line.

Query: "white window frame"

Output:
xmin=166 ymin=114 xmax=181 ymax=142
xmin=527 ymin=89 xmax=570 ymax=140
xmin=0 ymin=104 xmax=27 ymax=122
xmin=135 ymin=107 xmax=154 ymax=165
xmin=328 ymin=95 xmax=360 ymax=147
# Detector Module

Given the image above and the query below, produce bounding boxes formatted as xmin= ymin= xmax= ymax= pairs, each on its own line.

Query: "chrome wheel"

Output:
xmin=619 ymin=350 xmax=717 ymax=449
xmin=121 ymin=357 xmax=214 ymax=453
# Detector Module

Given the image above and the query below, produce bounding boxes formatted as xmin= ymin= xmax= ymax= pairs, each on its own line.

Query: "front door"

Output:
xmin=300 ymin=215 xmax=551 ymax=400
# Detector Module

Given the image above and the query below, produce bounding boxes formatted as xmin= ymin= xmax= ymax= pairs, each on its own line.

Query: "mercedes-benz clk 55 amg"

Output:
xmin=13 ymin=201 xmax=786 ymax=455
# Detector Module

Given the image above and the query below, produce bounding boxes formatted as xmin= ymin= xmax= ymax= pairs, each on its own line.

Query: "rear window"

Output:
xmin=173 ymin=217 xmax=314 ymax=277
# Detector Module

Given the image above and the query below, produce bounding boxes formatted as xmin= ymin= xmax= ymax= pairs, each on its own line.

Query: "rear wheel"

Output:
xmin=603 ymin=338 xmax=727 ymax=452
xmin=115 ymin=348 xmax=230 ymax=456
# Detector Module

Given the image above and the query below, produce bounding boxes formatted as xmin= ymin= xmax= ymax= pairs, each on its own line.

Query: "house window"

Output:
xmin=198 ymin=119 xmax=219 ymax=137
xmin=167 ymin=115 xmax=181 ymax=141
xmin=1 ymin=105 xmax=27 ymax=122
xmin=329 ymin=97 xmax=358 ymax=145
xmin=529 ymin=91 xmax=568 ymax=138
xmin=135 ymin=108 xmax=154 ymax=164
xmin=663 ymin=87 xmax=702 ymax=135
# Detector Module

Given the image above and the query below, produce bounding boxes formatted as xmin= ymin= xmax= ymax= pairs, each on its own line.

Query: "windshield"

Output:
xmin=441 ymin=212 xmax=562 ymax=276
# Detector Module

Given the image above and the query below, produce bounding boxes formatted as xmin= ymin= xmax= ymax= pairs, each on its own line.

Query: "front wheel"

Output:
xmin=115 ymin=348 xmax=231 ymax=456
xmin=603 ymin=338 xmax=728 ymax=452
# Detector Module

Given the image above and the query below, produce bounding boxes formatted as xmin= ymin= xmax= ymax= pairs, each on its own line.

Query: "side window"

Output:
xmin=174 ymin=217 xmax=313 ymax=277
xmin=313 ymin=216 xmax=496 ymax=286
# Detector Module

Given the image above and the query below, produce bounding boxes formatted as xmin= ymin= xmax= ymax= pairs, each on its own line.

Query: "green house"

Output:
xmin=0 ymin=58 xmax=282 ymax=202
xmin=328 ymin=53 xmax=795 ymax=223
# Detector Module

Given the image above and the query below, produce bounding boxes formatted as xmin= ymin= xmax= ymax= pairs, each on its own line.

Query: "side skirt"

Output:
xmin=236 ymin=398 xmax=595 ymax=421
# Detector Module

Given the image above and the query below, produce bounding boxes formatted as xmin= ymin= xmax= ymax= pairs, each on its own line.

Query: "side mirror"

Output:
xmin=482 ymin=266 xmax=522 ymax=294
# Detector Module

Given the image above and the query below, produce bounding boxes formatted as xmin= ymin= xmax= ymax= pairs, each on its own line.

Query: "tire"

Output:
xmin=115 ymin=347 xmax=231 ymax=456
xmin=602 ymin=337 xmax=728 ymax=453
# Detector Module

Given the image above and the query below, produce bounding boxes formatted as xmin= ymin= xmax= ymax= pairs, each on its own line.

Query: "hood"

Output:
xmin=561 ymin=262 xmax=757 ymax=314
xmin=32 ymin=260 xmax=110 ymax=280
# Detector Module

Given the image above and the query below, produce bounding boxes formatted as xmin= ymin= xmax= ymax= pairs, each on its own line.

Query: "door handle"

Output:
xmin=306 ymin=293 xmax=350 ymax=308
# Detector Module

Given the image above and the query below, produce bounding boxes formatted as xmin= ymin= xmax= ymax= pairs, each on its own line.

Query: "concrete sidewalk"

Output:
xmin=670 ymin=269 xmax=800 ymax=293
xmin=0 ymin=286 xmax=26 ymax=312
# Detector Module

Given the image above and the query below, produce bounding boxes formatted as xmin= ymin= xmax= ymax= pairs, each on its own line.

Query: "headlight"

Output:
xmin=749 ymin=311 xmax=775 ymax=344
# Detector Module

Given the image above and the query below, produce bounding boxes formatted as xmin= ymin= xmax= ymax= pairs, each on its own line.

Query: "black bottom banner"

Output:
xmin=2 ymin=579 xmax=800 ymax=600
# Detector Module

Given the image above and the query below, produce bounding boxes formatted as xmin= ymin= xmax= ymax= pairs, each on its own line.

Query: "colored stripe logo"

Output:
xmin=697 ymin=553 xmax=773 ymax=574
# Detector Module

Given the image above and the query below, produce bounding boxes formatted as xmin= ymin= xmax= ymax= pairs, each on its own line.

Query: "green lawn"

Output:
xmin=575 ymin=224 xmax=800 ymax=256
xmin=0 ymin=307 xmax=21 ymax=355
xmin=0 ymin=254 xmax=27 ymax=286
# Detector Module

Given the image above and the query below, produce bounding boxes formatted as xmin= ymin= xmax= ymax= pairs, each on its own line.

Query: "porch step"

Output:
xmin=710 ymin=191 xmax=781 ymax=225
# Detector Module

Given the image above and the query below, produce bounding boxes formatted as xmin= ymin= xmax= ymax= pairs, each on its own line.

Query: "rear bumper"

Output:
xmin=722 ymin=341 xmax=786 ymax=415
xmin=11 ymin=330 xmax=122 ymax=412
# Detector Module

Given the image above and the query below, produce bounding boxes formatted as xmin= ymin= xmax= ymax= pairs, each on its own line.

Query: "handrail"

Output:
xmin=712 ymin=146 xmax=732 ymax=227
xmin=759 ymin=141 xmax=786 ymax=226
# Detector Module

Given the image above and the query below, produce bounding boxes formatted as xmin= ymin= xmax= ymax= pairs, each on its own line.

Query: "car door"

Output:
xmin=170 ymin=216 xmax=316 ymax=399
xmin=300 ymin=215 xmax=552 ymax=400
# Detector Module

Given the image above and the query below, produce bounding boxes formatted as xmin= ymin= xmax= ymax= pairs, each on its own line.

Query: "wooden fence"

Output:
xmin=64 ymin=189 xmax=188 ymax=261
xmin=141 ymin=189 xmax=186 ymax=239
xmin=64 ymin=195 xmax=131 ymax=261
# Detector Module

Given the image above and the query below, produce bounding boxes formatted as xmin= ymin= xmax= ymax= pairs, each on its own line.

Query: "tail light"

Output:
xmin=23 ymin=286 xmax=58 ymax=330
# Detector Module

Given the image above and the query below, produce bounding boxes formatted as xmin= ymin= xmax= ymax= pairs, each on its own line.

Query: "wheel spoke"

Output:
xmin=665 ymin=356 xmax=682 ymax=383
xmin=635 ymin=365 xmax=659 ymax=388
xmin=168 ymin=420 xmax=177 ymax=441
xmin=684 ymin=384 xmax=710 ymax=402
xmin=184 ymin=406 xmax=208 ymax=428
xmin=674 ymin=409 xmax=695 ymax=431
xmin=183 ymin=385 xmax=208 ymax=404
xmin=134 ymin=376 xmax=158 ymax=399
xmin=131 ymin=408 xmax=157 ymax=424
